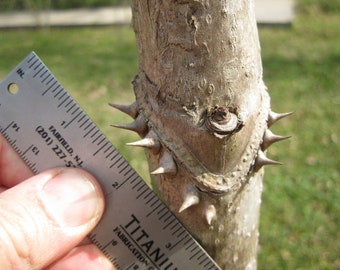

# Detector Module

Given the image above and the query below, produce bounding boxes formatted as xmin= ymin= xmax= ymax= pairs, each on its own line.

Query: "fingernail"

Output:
xmin=40 ymin=169 xmax=101 ymax=227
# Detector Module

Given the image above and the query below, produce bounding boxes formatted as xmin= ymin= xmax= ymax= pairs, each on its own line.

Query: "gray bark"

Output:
xmin=112 ymin=1 xmax=290 ymax=269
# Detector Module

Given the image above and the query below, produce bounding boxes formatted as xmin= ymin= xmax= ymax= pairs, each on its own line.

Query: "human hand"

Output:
xmin=0 ymin=134 xmax=116 ymax=270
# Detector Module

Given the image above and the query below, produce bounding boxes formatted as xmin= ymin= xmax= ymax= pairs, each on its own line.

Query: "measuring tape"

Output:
xmin=0 ymin=52 xmax=220 ymax=270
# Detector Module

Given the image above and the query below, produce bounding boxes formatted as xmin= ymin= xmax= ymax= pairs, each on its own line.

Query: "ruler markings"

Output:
xmin=146 ymin=201 xmax=162 ymax=217
xmin=205 ymin=260 xmax=213 ymax=268
xmin=124 ymin=169 xmax=136 ymax=180
xmin=91 ymin=131 xmax=101 ymax=142
xmin=77 ymin=114 xmax=86 ymax=124
xmin=109 ymin=156 xmax=122 ymax=168
xmin=109 ymin=151 xmax=120 ymax=162
xmin=83 ymin=121 xmax=93 ymax=131
xmin=103 ymin=238 xmax=117 ymax=250
xmin=144 ymin=193 xmax=158 ymax=206
xmin=163 ymin=213 xmax=174 ymax=223
xmin=52 ymin=84 xmax=61 ymax=94
xmin=197 ymin=251 xmax=206 ymax=262
xmin=54 ymin=87 xmax=64 ymax=98
xmin=174 ymin=230 xmax=187 ymax=245
xmin=168 ymin=234 xmax=188 ymax=252
xmin=122 ymin=167 xmax=133 ymax=177
xmin=190 ymin=248 xmax=201 ymax=260
xmin=45 ymin=76 xmax=54 ymax=86
xmin=143 ymin=189 xmax=153 ymax=201
xmin=118 ymin=163 xmax=130 ymax=174
xmin=33 ymin=62 xmax=42 ymax=71
xmin=199 ymin=254 xmax=212 ymax=266
xmin=41 ymin=73 xmax=51 ymax=84
xmin=79 ymin=117 xmax=90 ymax=128
xmin=159 ymin=209 xmax=171 ymax=221
xmin=33 ymin=65 xmax=44 ymax=77
xmin=184 ymin=236 xmax=194 ymax=247
xmin=131 ymin=179 xmax=143 ymax=190
xmin=109 ymin=155 xmax=121 ymax=166
xmin=84 ymin=125 xmax=96 ymax=138
xmin=96 ymin=137 xmax=106 ymax=146
xmin=66 ymin=102 xmax=76 ymax=113
xmin=28 ymin=58 xmax=39 ymax=68
xmin=170 ymin=220 xmax=180 ymax=232
xmin=106 ymin=149 xmax=116 ymax=159
xmin=64 ymin=111 xmax=82 ymax=129
xmin=0 ymin=52 xmax=221 ymax=270
xmin=89 ymin=128 xmax=100 ymax=138
xmin=149 ymin=197 xmax=160 ymax=208
xmin=58 ymin=95 xmax=70 ymax=108
xmin=136 ymin=185 xmax=149 ymax=200
xmin=175 ymin=227 xmax=187 ymax=239
xmin=71 ymin=106 xmax=80 ymax=115
xmin=103 ymin=145 xmax=113 ymax=154
xmin=57 ymin=91 xmax=66 ymax=101
xmin=199 ymin=255 xmax=209 ymax=265
xmin=144 ymin=192 xmax=158 ymax=206
xmin=156 ymin=205 xmax=168 ymax=216
xmin=2 ymin=121 xmax=14 ymax=134
xmin=121 ymin=167 xmax=134 ymax=179
xmin=114 ymin=173 xmax=133 ymax=190
xmin=39 ymin=69 xmax=48 ymax=78
xmin=191 ymin=244 xmax=199 ymax=253
xmin=115 ymin=158 xmax=126 ymax=169
xmin=64 ymin=98 xmax=73 ymax=110
xmin=27 ymin=53 xmax=36 ymax=63
xmin=162 ymin=217 xmax=176 ymax=230
xmin=22 ymin=144 xmax=34 ymax=156
xmin=42 ymin=80 xmax=57 ymax=96
xmin=129 ymin=174 xmax=139 ymax=186
xmin=185 ymin=239 xmax=196 ymax=252
xmin=93 ymin=140 xmax=108 ymax=156
xmin=39 ymin=69 xmax=48 ymax=79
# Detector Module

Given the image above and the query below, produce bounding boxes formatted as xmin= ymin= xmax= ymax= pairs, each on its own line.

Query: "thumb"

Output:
xmin=0 ymin=168 xmax=105 ymax=270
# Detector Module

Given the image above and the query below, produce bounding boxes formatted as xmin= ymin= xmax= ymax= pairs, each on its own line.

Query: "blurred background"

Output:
xmin=0 ymin=1 xmax=339 ymax=269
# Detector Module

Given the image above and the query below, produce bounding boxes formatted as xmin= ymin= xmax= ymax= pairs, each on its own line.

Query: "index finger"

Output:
xmin=0 ymin=133 xmax=33 ymax=187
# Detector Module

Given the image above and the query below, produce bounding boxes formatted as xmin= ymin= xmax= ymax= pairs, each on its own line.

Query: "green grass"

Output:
xmin=258 ymin=13 xmax=339 ymax=269
xmin=0 ymin=8 xmax=339 ymax=270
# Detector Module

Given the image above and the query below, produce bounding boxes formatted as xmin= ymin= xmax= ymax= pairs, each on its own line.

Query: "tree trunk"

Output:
xmin=112 ymin=1 xmax=290 ymax=269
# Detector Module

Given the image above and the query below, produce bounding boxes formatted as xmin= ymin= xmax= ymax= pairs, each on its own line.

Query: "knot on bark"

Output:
xmin=205 ymin=106 xmax=244 ymax=138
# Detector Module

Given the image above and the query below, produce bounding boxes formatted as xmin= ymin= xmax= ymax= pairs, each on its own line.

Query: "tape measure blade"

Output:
xmin=0 ymin=52 xmax=221 ymax=270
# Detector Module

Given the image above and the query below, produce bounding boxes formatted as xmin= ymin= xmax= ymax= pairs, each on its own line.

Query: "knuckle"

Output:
xmin=0 ymin=198 xmax=40 ymax=269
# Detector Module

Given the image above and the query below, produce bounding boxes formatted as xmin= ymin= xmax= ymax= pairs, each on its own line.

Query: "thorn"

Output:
xmin=261 ymin=129 xmax=291 ymax=150
xmin=254 ymin=150 xmax=282 ymax=171
xmin=203 ymin=203 xmax=216 ymax=225
xmin=111 ymin=114 xmax=148 ymax=137
xmin=109 ymin=102 xmax=138 ymax=119
xmin=150 ymin=150 xmax=177 ymax=175
xmin=126 ymin=130 xmax=161 ymax=154
xmin=268 ymin=111 xmax=293 ymax=127
xmin=179 ymin=183 xmax=200 ymax=213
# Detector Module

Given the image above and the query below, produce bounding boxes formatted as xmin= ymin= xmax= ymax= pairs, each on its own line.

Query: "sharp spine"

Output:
xmin=261 ymin=129 xmax=291 ymax=150
xmin=254 ymin=150 xmax=282 ymax=171
xmin=127 ymin=130 xmax=161 ymax=153
xmin=268 ymin=111 xmax=292 ymax=127
xmin=111 ymin=114 xmax=148 ymax=137
xmin=109 ymin=101 xmax=138 ymax=119
xmin=151 ymin=150 xmax=177 ymax=175
xmin=179 ymin=183 xmax=200 ymax=213
xmin=203 ymin=203 xmax=216 ymax=225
